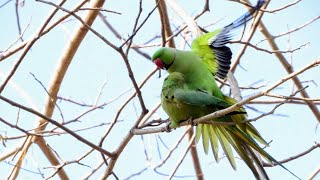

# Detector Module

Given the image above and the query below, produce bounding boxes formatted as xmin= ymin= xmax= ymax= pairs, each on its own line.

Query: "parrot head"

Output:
xmin=151 ymin=47 xmax=176 ymax=70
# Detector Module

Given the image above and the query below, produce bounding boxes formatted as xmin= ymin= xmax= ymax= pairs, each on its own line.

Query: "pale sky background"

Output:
xmin=0 ymin=0 xmax=320 ymax=179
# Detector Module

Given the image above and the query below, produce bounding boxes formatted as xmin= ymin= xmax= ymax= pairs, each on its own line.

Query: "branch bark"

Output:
xmin=7 ymin=0 xmax=106 ymax=178
xmin=238 ymin=0 xmax=320 ymax=123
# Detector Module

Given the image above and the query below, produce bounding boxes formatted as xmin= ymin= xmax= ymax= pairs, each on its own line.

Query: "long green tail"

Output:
xmin=195 ymin=95 xmax=300 ymax=180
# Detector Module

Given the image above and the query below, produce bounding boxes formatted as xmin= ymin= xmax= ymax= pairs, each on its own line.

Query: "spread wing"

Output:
xmin=191 ymin=0 xmax=265 ymax=79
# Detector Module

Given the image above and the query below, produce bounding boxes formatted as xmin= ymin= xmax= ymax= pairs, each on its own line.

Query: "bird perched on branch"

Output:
xmin=152 ymin=0 xmax=300 ymax=179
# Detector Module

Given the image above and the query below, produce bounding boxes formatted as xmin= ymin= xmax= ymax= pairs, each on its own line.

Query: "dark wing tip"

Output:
xmin=211 ymin=46 xmax=232 ymax=79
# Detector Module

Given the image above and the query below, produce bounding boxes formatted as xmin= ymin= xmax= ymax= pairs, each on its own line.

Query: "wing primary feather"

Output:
xmin=210 ymin=0 xmax=265 ymax=48
xmin=211 ymin=46 xmax=232 ymax=79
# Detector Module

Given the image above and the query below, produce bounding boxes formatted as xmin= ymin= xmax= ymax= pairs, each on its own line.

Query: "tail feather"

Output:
xmin=208 ymin=125 xmax=219 ymax=162
xmin=216 ymin=127 xmax=236 ymax=169
xmin=245 ymin=144 xmax=270 ymax=180
xmin=223 ymin=95 xmax=269 ymax=146
xmin=202 ymin=124 xmax=210 ymax=154
xmin=195 ymin=124 xmax=202 ymax=143
xmin=229 ymin=126 xmax=272 ymax=163
xmin=225 ymin=128 xmax=269 ymax=179
xmin=194 ymin=94 xmax=301 ymax=179
xmin=246 ymin=123 xmax=269 ymax=145
xmin=196 ymin=123 xmax=270 ymax=178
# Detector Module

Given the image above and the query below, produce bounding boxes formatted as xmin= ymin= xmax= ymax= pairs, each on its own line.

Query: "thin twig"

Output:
xmin=231 ymin=41 xmax=309 ymax=54
xmin=154 ymin=127 xmax=191 ymax=169
xmin=187 ymin=128 xmax=203 ymax=179
xmin=308 ymin=165 xmax=320 ymax=180
xmin=15 ymin=0 xmax=23 ymax=42
xmin=263 ymin=142 xmax=320 ymax=167
xmin=0 ymin=0 xmax=67 ymax=93
xmin=168 ymin=131 xmax=195 ymax=179
xmin=257 ymin=15 xmax=320 ymax=45
xmin=0 ymin=0 xmax=13 ymax=8
xmin=78 ymin=7 xmax=121 ymax=15
xmin=0 ymin=95 xmax=114 ymax=157
xmin=256 ymin=10 xmax=320 ymax=122
xmin=0 ymin=0 xmax=89 ymax=62
xmin=119 ymin=0 xmax=160 ymax=48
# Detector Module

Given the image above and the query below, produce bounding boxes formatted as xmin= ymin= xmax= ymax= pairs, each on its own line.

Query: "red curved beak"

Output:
xmin=154 ymin=58 xmax=164 ymax=69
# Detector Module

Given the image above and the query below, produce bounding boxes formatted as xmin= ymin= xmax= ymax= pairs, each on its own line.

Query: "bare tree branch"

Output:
xmin=263 ymin=142 xmax=320 ymax=167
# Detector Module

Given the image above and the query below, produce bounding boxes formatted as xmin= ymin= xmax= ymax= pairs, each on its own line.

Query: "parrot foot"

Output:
xmin=187 ymin=117 xmax=196 ymax=126
xmin=164 ymin=122 xmax=172 ymax=132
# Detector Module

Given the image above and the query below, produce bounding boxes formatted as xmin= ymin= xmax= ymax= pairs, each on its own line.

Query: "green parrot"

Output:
xmin=161 ymin=72 xmax=270 ymax=178
xmin=153 ymin=0 xmax=300 ymax=179
xmin=161 ymin=72 xmax=300 ymax=179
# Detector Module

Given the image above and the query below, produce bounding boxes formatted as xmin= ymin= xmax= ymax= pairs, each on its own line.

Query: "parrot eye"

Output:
xmin=154 ymin=58 xmax=165 ymax=69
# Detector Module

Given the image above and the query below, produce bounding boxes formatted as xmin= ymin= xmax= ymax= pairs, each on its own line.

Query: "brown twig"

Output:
xmin=257 ymin=15 xmax=320 ymax=45
xmin=98 ymin=68 xmax=157 ymax=149
xmin=249 ymin=100 xmax=320 ymax=105
xmin=166 ymin=0 xmax=202 ymax=36
xmin=266 ymin=93 xmax=320 ymax=102
xmin=157 ymin=0 xmax=175 ymax=47
xmin=78 ymin=7 xmax=121 ymax=15
xmin=0 ymin=0 xmax=13 ymax=8
xmin=248 ymin=86 xmax=308 ymax=122
xmin=229 ymin=0 xmax=302 ymax=13
xmin=257 ymin=15 xmax=320 ymax=122
xmin=231 ymin=41 xmax=309 ymax=54
xmin=5 ymin=0 xmax=70 ymax=179
xmin=153 ymin=127 xmax=191 ymax=174
xmin=263 ymin=142 xmax=320 ymax=167
xmin=4 ymin=19 xmax=30 ymax=52
xmin=0 ymin=0 xmax=67 ymax=94
xmin=308 ymin=165 xmax=320 ymax=180
xmin=6 ymin=0 xmax=107 ymax=178
xmin=187 ymin=128 xmax=204 ymax=179
xmin=138 ymin=101 xmax=162 ymax=127
xmin=81 ymin=160 xmax=105 ymax=179
xmin=44 ymin=148 xmax=94 ymax=179
xmin=0 ymin=95 xmax=114 ymax=157
xmin=101 ymin=112 xmax=147 ymax=179
xmin=15 ymin=0 xmax=23 ymax=42
xmin=0 ymin=0 xmax=89 ymax=62
xmin=98 ymin=13 xmax=151 ymax=60
xmin=0 ymin=117 xmax=39 ymax=136
xmin=168 ymin=130 xmax=196 ymax=179
xmin=0 ymin=144 xmax=23 ymax=162
xmin=119 ymin=0 xmax=160 ymax=49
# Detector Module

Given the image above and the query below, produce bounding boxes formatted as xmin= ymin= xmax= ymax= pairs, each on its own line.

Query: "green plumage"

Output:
xmin=161 ymin=73 xmax=271 ymax=178
xmin=152 ymin=0 xmax=300 ymax=179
